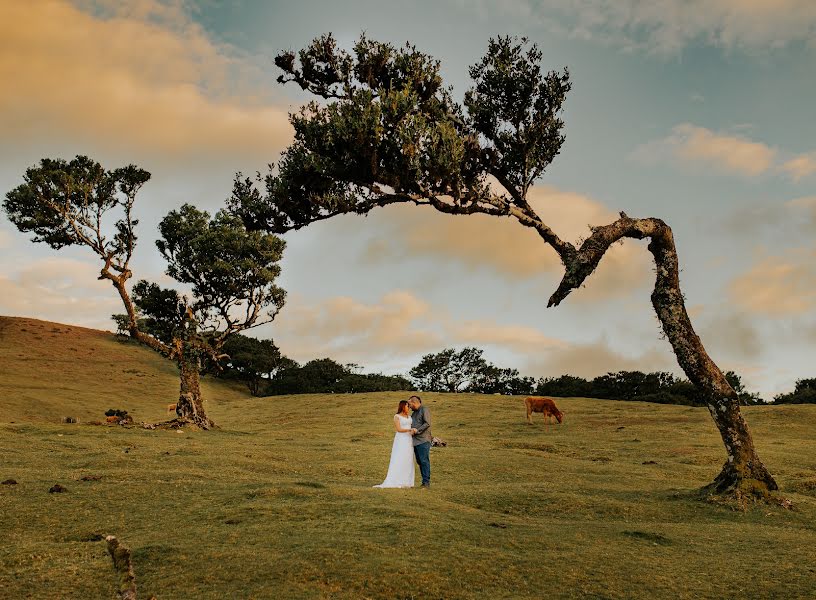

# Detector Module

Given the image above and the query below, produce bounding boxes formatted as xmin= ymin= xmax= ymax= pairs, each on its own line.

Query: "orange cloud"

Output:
xmin=359 ymin=185 xmax=652 ymax=302
xmin=524 ymin=338 xmax=676 ymax=380
xmin=634 ymin=124 xmax=776 ymax=176
xmin=635 ymin=124 xmax=816 ymax=182
xmin=271 ymin=291 xmax=445 ymax=364
xmin=269 ymin=289 xmax=673 ymax=379
xmin=448 ymin=319 xmax=565 ymax=354
xmin=0 ymin=257 xmax=119 ymax=328
xmin=781 ymin=154 xmax=816 ymax=182
xmin=729 ymin=248 xmax=816 ymax=315
xmin=272 ymin=290 xmax=567 ymax=365
xmin=0 ymin=1 xmax=292 ymax=164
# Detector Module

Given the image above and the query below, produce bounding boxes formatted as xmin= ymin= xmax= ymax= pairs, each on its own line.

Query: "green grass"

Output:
xmin=1 ymin=316 xmax=816 ymax=599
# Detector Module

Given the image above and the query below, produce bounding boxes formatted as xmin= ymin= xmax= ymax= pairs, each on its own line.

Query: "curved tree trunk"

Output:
xmin=104 ymin=270 xmax=170 ymax=354
xmin=547 ymin=213 xmax=778 ymax=498
xmin=102 ymin=266 xmax=214 ymax=429
xmin=176 ymin=349 xmax=213 ymax=429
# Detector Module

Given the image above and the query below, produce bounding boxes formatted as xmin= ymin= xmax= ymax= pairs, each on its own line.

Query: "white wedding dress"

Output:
xmin=373 ymin=414 xmax=415 ymax=488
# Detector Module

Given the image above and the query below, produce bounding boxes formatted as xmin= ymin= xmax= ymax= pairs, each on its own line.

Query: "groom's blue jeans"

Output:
xmin=414 ymin=441 xmax=431 ymax=485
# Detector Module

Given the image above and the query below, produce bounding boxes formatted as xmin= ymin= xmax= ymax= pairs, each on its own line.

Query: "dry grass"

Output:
xmin=1 ymin=316 xmax=816 ymax=599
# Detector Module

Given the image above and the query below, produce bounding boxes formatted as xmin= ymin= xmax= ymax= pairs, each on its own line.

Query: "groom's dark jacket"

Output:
xmin=411 ymin=405 xmax=432 ymax=446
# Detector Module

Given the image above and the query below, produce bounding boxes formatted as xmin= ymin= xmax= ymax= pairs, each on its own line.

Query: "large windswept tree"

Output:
xmin=4 ymin=156 xmax=286 ymax=428
xmin=227 ymin=34 xmax=778 ymax=499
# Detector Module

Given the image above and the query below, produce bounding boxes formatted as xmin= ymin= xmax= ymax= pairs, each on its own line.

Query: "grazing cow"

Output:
xmin=166 ymin=403 xmax=177 ymax=416
xmin=525 ymin=397 xmax=564 ymax=425
xmin=105 ymin=415 xmax=119 ymax=424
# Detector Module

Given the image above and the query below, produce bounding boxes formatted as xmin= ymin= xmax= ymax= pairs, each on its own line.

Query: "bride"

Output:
xmin=373 ymin=400 xmax=417 ymax=488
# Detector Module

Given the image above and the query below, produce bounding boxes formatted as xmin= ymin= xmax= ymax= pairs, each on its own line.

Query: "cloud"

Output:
xmin=0 ymin=257 xmax=120 ymax=328
xmin=458 ymin=0 xmax=816 ymax=54
xmin=0 ymin=0 xmax=292 ymax=166
xmin=269 ymin=289 xmax=675 ymax=379
xmin=780 ymin=153 xmax=816 ymax=182
xmin=359 ymin=185 xmax=652 ymax=302
xmin=786 ymin=196 xmax=816 ymax=225
xmin=271 ymin=291 xmax=445 ymax=366
xmin=448 ymin=319 xmax=565 ymax=355
xmin=699 ymin=311 xmax=762 ymax=360
xmin=729 ymin=248 xmax=816 ymax=315
xmin=720 ymin=195 xmax=816 ymax=241
xmin=634 ymin=124 xmax=816 ymax=181
xmin=524 ymin=337 xmax=677 ymax=379
xmin=633 ymin=124 xmax=776 ymax=176
xmin=272 ymin=290 xmax=566 ymax=367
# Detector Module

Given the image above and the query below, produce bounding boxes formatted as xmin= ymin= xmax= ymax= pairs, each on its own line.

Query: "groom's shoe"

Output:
xmin=420 ymin=482 xmax=430 ymax=489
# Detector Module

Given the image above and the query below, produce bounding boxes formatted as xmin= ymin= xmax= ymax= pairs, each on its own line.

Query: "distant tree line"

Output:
xmin=209 ymin=333 xmax=412 ymax=395
xmin=112 ymin=321 xmax=414 ymax=396
xmin=773 ymin=379 xmax=816 ymax=404
xmin=408 ymin=347 xmax=765 ymax=406
xmin=535 ymin=370 xmax=763 ymax=406
xmin=114 ymin=325 xmax=808 ymax=405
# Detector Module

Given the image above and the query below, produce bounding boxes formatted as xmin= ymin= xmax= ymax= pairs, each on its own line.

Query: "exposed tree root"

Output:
xmin=140 ymin=418 xmax=213 ymax=431
xmin=105 ymin=536 xmax=137 ymax=600
xmin=699 ymin=462 xmax=793 ymax=510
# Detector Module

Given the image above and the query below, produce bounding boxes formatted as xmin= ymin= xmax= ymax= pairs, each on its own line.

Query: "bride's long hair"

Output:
xmin=397 ymin=400 xmax=409 ymax=416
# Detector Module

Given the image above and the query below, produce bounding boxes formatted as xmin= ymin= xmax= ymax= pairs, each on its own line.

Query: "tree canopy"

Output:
xmin=4 ymin=155 xmax=147 ymax=269
xmin=227 ymin=33 xmax=572 ymax=263
xmin=224 ymin=32 xmax=781 ymax=496
xmin=149 ymin=204 xmax=286 ymax=350
xmin=5 ymin=155 xmax=287 ymax=429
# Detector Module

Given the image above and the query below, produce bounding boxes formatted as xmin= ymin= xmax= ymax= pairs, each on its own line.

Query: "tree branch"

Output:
xmin=547 ymin=211 xmax=727 ymax=397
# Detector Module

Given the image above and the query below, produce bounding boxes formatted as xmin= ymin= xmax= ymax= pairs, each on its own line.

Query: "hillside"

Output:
xmin=1 ymin=317 xmax=816 ymax=598
xmin=0 ymin=316 xmax=250 ymax=424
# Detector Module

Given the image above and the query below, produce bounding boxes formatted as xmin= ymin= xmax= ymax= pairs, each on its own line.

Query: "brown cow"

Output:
xmin=525 ymin=397 xmax=563 ymax=425
xmin=105 ymin=415 xmax=119 ymax=424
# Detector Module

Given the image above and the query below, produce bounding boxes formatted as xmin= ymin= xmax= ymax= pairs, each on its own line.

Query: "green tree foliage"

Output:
xmin=132 ymin=204 xmax=287 ymax=355
xmin=4 ymin=156 xmax=286 ymax=428
xmin=219 ymin=334 xmax=285 ymax=396
xmin=533 ymin=374 xmax=592 ymax=398
xmin=265 ymin=358 xmax=412 ymax=395
xmin=410 ymin=347 xmax=488 ymax=392
xmin=470 ymin=365 xmax=537 ymax=395
xmin=408 ymin=347 xmax=536 ymax=394
xmin=155 ymin=204 xmax=286 ymax=339
xmin=534 ymin=370 xmax=763 ymax=406
xmin=227 ymin=34 xmax=570 ymax=235
xmin=3 ymin=156 xmax=147 ymax=253
xmin=773 ymin=378 xmax=816 ymax=404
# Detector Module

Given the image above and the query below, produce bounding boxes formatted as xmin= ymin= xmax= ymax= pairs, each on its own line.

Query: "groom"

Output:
xmin=408 ymin=395 xmax=432 ymax=488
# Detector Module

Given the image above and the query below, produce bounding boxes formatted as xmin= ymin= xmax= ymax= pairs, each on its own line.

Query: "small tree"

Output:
xmin=227 ymin=34 xmax=777 ymax=497
xmin=4 ymin=157 xmax=286 ymax=428
xmin=221 ymin=334 xmax=286 ymax=396
xmin=410 ymin=347 xmax=489 ymax=392
xmin=132 ymin=204 xmax=286 ymax=427
xmin=470 ymin=364 xmax=536 ymax=395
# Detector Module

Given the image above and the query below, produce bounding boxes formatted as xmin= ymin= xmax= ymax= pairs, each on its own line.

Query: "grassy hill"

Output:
xmin=1 ymin=316 xmax=816 ymax=599
xmin=0 ymin=316 xmax=250 ymax=424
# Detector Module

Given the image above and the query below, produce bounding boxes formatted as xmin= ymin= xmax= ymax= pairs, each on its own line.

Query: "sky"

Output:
xmin=1 ymin=0 xmax=815 ymax=399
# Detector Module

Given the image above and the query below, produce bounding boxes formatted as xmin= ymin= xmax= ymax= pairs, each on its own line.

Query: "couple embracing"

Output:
xmin=374 ymin=395 xmax=432 ymax=489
